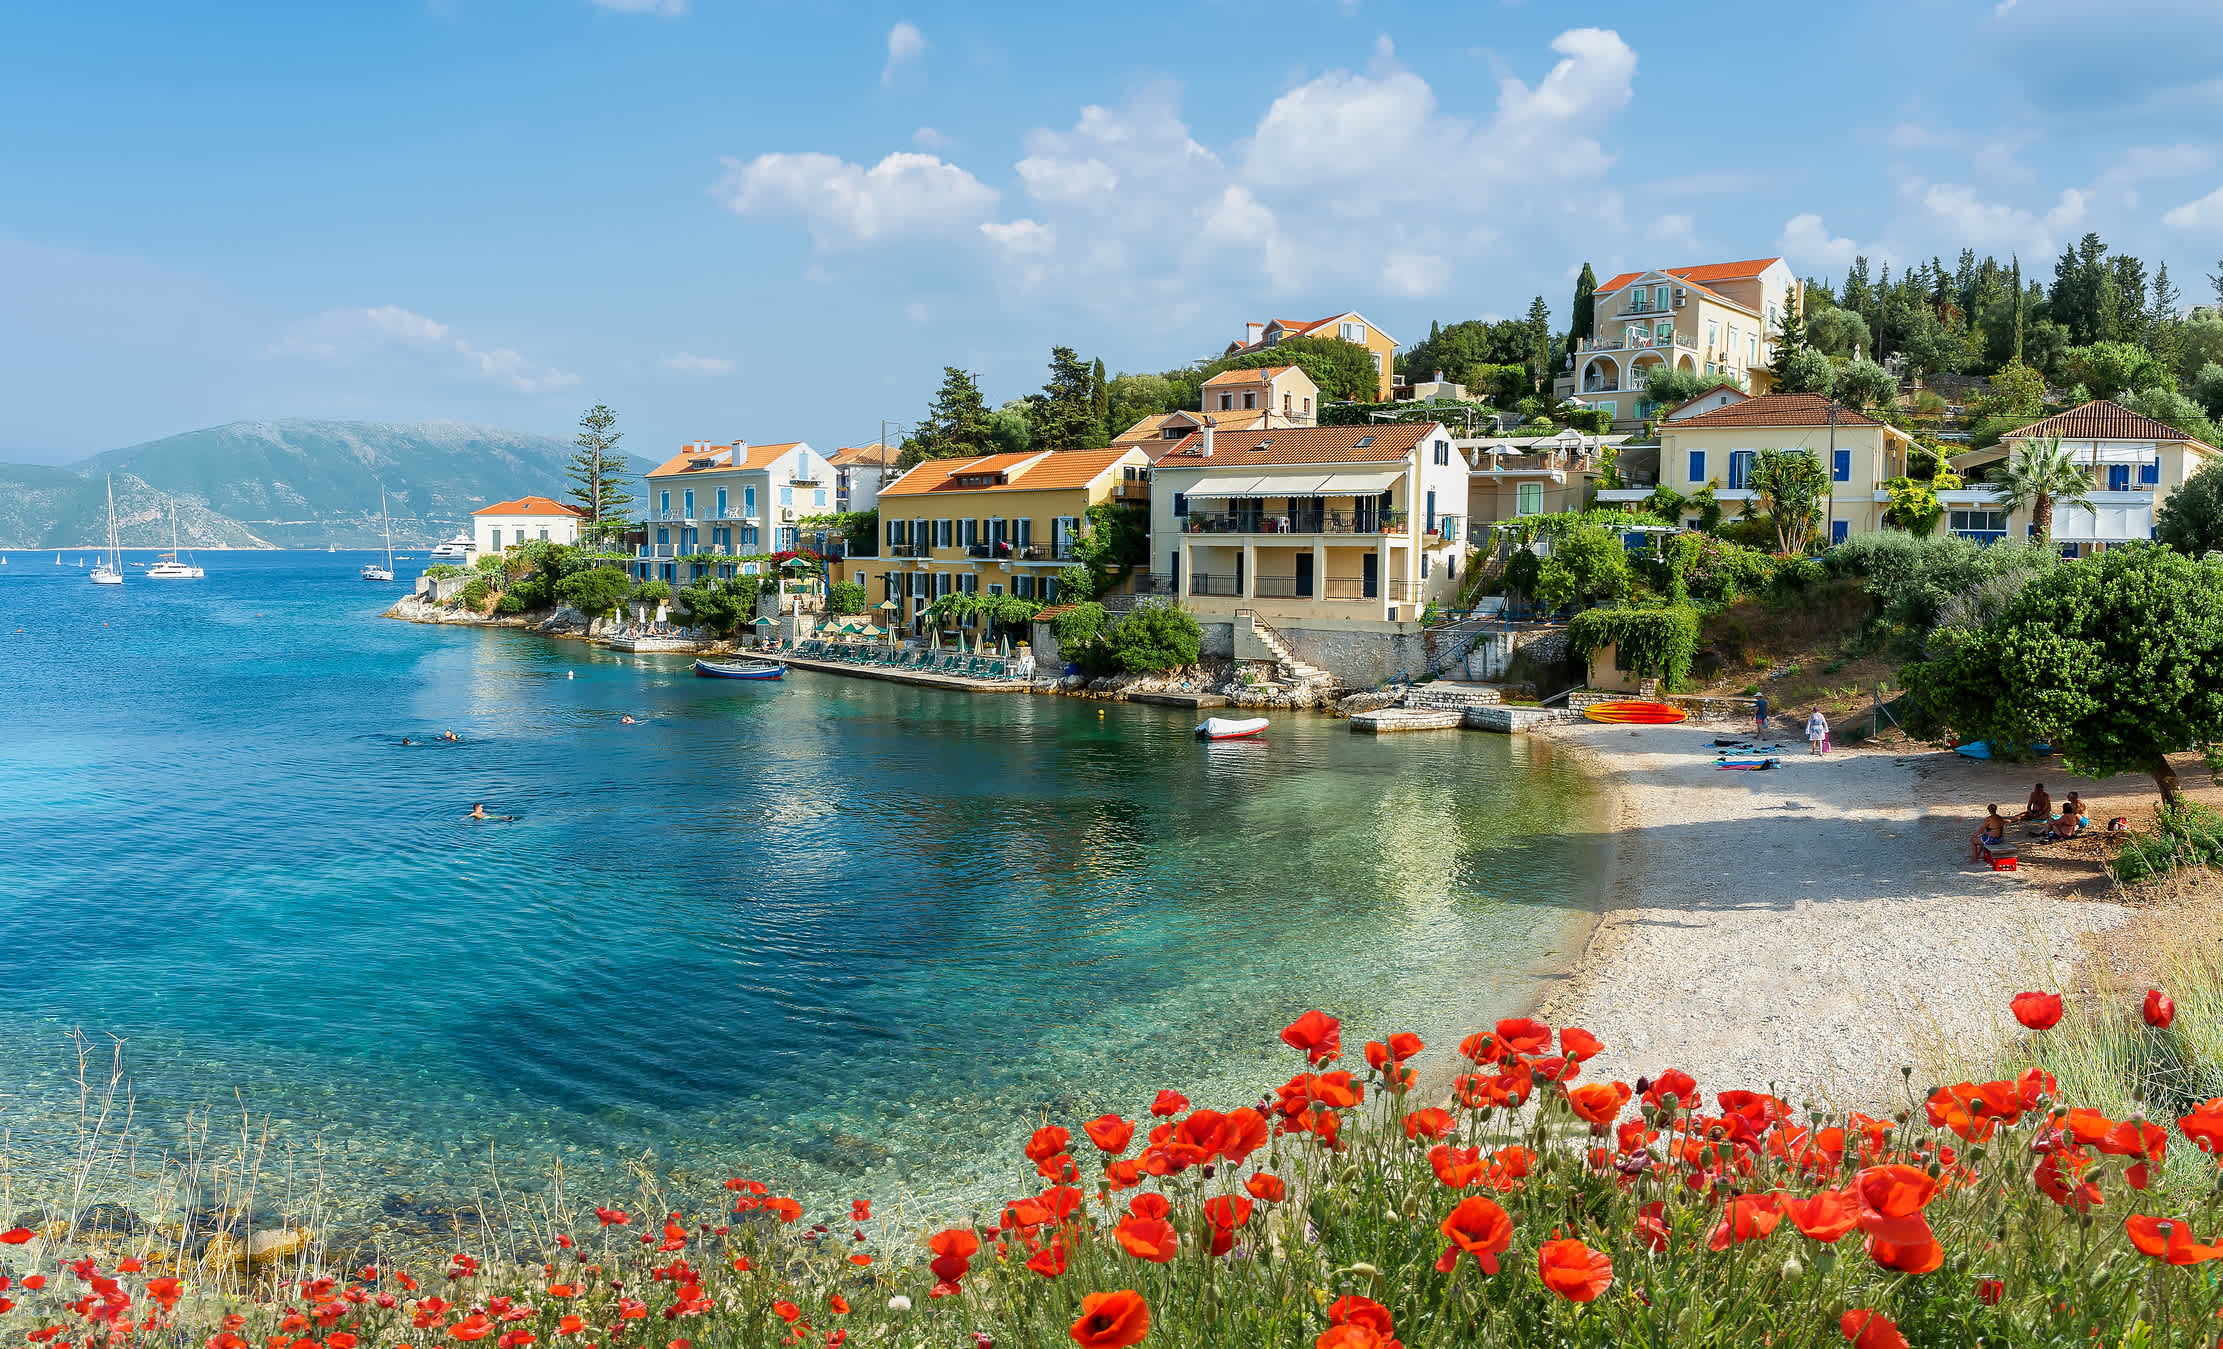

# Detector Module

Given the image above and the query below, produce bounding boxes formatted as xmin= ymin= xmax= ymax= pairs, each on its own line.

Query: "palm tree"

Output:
xmin=1989 ymin=432 xmax=2095 ymax=539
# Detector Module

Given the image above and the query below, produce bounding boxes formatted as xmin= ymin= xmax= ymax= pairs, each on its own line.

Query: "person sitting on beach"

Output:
xmin=1970 ymin=805 xmax=2008 ymax=861
xmin=2045 ymin=811 xmax=2082 ymax=842
xmin=2062 ymin=792 xmax=2089 ymax=829
xmin=2016 ymin=783 xmax=2051 ymax=822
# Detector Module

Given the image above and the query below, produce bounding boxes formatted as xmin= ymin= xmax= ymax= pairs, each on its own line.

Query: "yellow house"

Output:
xmin=1199 ymin=364 xmax=1318 ymax=427
xmin=1597 ymin=393 xmax=1910 ymax=544
xmin=1561 ymin=258 xmax=1800 ymax=427
xmin=1224 ymin=312 xmax=1399 ymax=401
xmin=1947 ymin=400 xmax=2219 ymax=552
xmin=871 ymin=447 xmax=1152 ymax=633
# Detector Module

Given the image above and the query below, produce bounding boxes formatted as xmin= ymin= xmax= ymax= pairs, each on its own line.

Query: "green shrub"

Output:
xmin=1104 ymin=600 xmax=1201 ymax=674
xmin=1050 ymin=601 xmax=1108 ymax=651
xmin=1569 ymin=605 xmax=1701 ymax=689
xmin=1552 ymin=526 xmax=1630 ymax=606
xmin=460 ymin=576 xmax=492 ymax=610
xmin=826 ymin=581 xmax=866 ymax=615
xmin=678 ymin=580 xmax=754 ymax=636
xmin=1055 ymin=563 xmax=1097 ymax=603
xmin=2111 ymin=804 xmax=2223 ymax=884
xmin=495 ymin=590 xmax=528 ymax=613
xmin=555 ymin=566 xmax=633 ymax=617
xmin=1503 ymin=549 xmax=1542 ymax=598
xmin=423 ymin=563 xmax=463 ymax=580
xmin=632 ymin=579 xmax=672 ymax=606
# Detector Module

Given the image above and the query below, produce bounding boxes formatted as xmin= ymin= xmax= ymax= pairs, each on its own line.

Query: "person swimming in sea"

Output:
xmin=465 ymin=802 xmax=515 ymax=821
xmin=401 ymin=737 xmax=412 ymax=746
xmin=442 ymin=731 xmax=460 ymax=742
xmin=620 ymin=714 xmax=642 ymax=725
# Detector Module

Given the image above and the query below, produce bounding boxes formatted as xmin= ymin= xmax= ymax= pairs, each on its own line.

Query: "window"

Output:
xmin=1706 ymin=320 xmax=1718 ymax=350
xmin=1172 ymin=492 xmax=1188 ymax=516
xmin=1432 ymin=439 xmax=1451 ymax=466
xmin=1831 ymin=520 xmax=1849 ymax=545
xmin=655 ymin=527 xmax=668 ymax=544
xmin=1516 ymin=483 xmax=1543 ymax=515
xmin=744 ymin=486 xmax=757 ymax=515
xmin=488 ymin=529 xmax=501 ymax=550
xmin=1425 ymin=489 xmax=1437 ymax=532
xmin=1687 ymin=450 xmax=1706 ymax=484
xmin=854 ymin=570 xmax=865 ymax=588
xmin=935 ymin=519 xmax=952 ymax=548
xmin=683 ymin=489 xmax=694 ymax=518
xmin=1749 ymin=335 xmax=1759 ymax=365
xmin=961 ymin=518 xmax=976 ymax=546
xmin=2107 ymin=464 xmax=2130 ymax=491
xmin=716 ymin=488 xmax=727 ymax=517
xmin=1302 ymin=397 xmax=1311 ymax=415
xmin=2140 ymin=457 xmax=2161 ymax=485
xmin=814 ymin=489 xmax=826 ymax=508
xmin=1948 ymin=509 xmax=2008 ymax=540
xmin=539 ymin=527 xmax=549 ymax=541
xmin=1371 ymin=352 xmax=1383 ymax=375
xmin=1832 ymin=450 xmax=1851 ymax=483
xmin=1340 ymin=320 xmax=1365 ymax=342
xmin=1422 ymin=553 xmax=1431 ymax=579
xmin=1243 ymin=392 xmax=1256 ymax=410
xmin=1597 ymin=400 xmax=1617 ymax=420
xmin=1654 ymin=284 xmax=1668 ymax=309
xmin=1014 ymin=576 xmax=1034 ymax=598
xmin=1283 ymin=392 xmax=1292 ymax=414
xmin=1729 ymin=450 xmax=1755 ymax=490
xmin=1219 ymin=393 xmax=1233 ymax=411
xmin=780 ymin=486 xmax=793 ymax=506
xmin=659 ymin=490 xmax=671 ymax=515
xmin=1354 ymin=436 xmax=1376 ymax=448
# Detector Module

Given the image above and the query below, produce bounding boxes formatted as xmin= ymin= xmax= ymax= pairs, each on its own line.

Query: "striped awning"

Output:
xmin=1188 ymin=469 xmax=1404 ymax=499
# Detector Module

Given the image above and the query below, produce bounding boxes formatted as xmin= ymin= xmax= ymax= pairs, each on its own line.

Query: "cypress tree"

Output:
xmin=1568 ymin=263 xmax=1597 ymax=357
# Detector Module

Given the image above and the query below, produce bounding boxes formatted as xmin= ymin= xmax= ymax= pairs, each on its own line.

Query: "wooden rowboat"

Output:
xmin=1195 ymin=716 xmax=1269 ymax=740
xmin=1583 ymin=699 xmax=1687 ymax=725
xmin=694 ymin=659 xmax=785 ymax=681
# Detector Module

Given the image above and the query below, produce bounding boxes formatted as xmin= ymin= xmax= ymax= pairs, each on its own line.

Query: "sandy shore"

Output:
xmin=1531 ymin=721 xmax=2138 ymax=1111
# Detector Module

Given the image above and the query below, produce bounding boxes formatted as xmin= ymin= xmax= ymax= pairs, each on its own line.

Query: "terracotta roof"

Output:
xmin=645 ymin=441 xmax=805 ymax=477
xmin=827 ymin=444 xmax=894 ymax=466
xmin=473 ymin=495 xmax=586 ymax=518
xmin=2003 ymin=400 xmax=2219 ymax=452
xmin=1665 ymin=393 xmax=1883 ymax=430
xmin=1227 ymin=311 xmax=1396 ymax=352
xmin=1152 ymin=422 xmax=1439 ymax=468
xmin=1597 ymin=258 xmax=1783 ymax=293
xmin=1202 ymin=364 xmax=1303 ymax=387
xmin=880 ymin=448 xmax=1141 ymax=498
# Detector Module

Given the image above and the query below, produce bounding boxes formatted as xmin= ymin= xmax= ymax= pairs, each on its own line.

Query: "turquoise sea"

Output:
xmin=0 ymin=550 xmax=1603 ymax=1246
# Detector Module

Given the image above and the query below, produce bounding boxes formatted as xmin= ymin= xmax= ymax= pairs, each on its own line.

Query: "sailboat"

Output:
xmin=146 ymin=502 xmax=204 ymax=579
xmin=90 ymin=477 xmax=124 ymax=585
xmin=360 ymin=488 xmax=396 ymax=582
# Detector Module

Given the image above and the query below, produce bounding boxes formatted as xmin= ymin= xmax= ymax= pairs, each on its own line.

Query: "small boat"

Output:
xmin=1196 ymin=716 xmax=1269 ymax=740
xmin=429 ymin=529 xmax=472 ymax=562
xmin=361 ymin=487 xmax=397 ymax=581
xmin=146 ymin=503 xmax=204 ymax=579
xmin=694 ymin=658 xmax=785 ymax=680
xmin=90 ymin=477 xmax=124 ymax=585
xmin=1583 ymin=699 xmax=1686 ymax=725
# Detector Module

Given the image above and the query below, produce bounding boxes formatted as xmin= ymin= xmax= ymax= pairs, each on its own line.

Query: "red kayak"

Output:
xmin=1583 ymin=699 xmax=1687 ymax=725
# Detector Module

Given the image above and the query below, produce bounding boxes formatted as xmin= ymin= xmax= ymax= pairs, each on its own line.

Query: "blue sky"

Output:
xmin=4 ymin=0 xmax=2222 ymax=465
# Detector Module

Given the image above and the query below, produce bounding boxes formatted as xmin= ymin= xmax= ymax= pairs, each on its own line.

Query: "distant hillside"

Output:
xmin=0 ymin=467 xmax=272 ymax=549
xmin=50 ymin=419 xmax=648 ymax=549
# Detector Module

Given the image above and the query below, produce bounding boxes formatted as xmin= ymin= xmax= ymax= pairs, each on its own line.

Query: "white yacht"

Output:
xmin=360 ymin=487 xmax=396 ymax=582
xmin=146 ymin=503 xmax=204 ymax=579
xmin=90 ymin=478 xmax=124 ymax=585
xmin=429 ymin=529 xmax=472 ymax=562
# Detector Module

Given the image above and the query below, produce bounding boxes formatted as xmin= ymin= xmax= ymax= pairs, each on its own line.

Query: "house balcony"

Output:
xmin=1111 ymin=480 xmax=1151 ymax=502
xmin=1181 ymin=509 xmax=1408 ymax=536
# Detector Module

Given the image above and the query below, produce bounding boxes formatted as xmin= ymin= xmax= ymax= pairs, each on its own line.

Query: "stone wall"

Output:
xmin=1274 ymin=626 xmax=1431 ymax=687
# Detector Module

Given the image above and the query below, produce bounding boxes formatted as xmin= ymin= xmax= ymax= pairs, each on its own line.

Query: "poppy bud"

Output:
xmin=1779 ymin=1256 xmax=1803 ymax=1281
xmin=1950 ymin=1252 xmax=1970 ymax=1275
xmin=1814 ymin=1248 xmax=1838 ymax=1274
xmin=1348 ymin=1263 xmax=1380 ymax=1279
xmin=1927 ymin=1160 xmax=1942 ymax=1178
xmin=1634 ymin=1077 xmax=1651 ymax=1096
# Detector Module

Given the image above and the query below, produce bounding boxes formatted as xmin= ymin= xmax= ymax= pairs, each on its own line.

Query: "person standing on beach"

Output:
xmin=1806 ymin=707 xmax=1829 ymax=755
xmin=1753 ymin=692 xmax=1769 ymax=738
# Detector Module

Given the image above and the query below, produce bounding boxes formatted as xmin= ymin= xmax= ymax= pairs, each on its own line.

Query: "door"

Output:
xmin=1362 ymin=552 xmax=1378 ymax=599
xmin=1295 ymin=552 xmax=1314 ymax=598
xmin=2108 ymin=464 xmax=2130 ymax=491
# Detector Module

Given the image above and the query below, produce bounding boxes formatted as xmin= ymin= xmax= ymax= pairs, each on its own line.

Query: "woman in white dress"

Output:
xmin=1806 ymin=707 xmax=1830 ymax=755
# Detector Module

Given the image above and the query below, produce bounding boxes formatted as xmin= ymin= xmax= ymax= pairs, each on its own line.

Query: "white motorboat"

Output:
xmin=1195 ymin=716 xmax=1269 ymax=741
xmin=429 ymin=529 xmax=472 ymax=562
xmin=90 ymin=477 xmax=124 ymax=585
xmin=146 ymin=503 xmax=204 ymax=579
xmin=360 ymin=487 xmax=397 ymax=582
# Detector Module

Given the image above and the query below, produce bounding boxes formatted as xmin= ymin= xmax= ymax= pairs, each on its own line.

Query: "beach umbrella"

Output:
xmin=781 ymin=555 xmax=813 ymax=571
xmin=859 ymin=623 xmax=883 ymax=637
xmin=1000 ymin=634 xmax=1010 ymax=657
xmin=876 ymin=598 xmax=900 ymax=611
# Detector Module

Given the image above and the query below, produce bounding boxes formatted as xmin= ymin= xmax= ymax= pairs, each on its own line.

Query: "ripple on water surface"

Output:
xmin=0 ymin=552 xmax=1605 ymax=1244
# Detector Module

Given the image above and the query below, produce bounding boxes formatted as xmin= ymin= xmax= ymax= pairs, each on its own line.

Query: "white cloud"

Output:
xmin=1016 ymin=154 xmax=1119 ymax=203
xmin=1905 ymin=179 xmax=2085 ymax=256
xmin=663 ymin=352 xmax=733 ymax=375
xmin=712 ymin=150 xmax=998 ymax=248
xmin=1380 ymin=251 xmax=1450 ymax=298
xmin=1646 ymin=211 xmax=1700 ymax=254
xmin=2163 ymin=184 xmax=2223 ymax=230
xmin=1244 ymin=64 xmax=1437 ymax=188
xmin=1777 ymin=213 xmax=1865 ymax=273
xmin=882 ymin=22 xmax=926 ymax=87
xmin=980 ymin=219 xmax=1056 ymax=257
xmin=588 ymin=0 xmax=686 ymax=14
xmin=274 ymin=306 xmax=578 ymax=394
xmin=913 ymin=126 xmax=946 ymax=151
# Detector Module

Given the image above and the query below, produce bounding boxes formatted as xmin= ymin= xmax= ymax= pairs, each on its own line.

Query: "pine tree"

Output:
xmin=1035 ymin=346 xmax=1099 ymax=451
xmin=2210 ymin=257 xmax=2223 ymax=306
xmin=1770 ymin=281 xmax=1806 ymax=361
xmin=566 ymin=404 xmax=634 ymax=541
xmin=902 ymin=367 xmax=991 ymax=467
xmin=1089 ymin=358 xmax=1110 ymax=446
xmin=2011 ymin=257 xmax=2025 ymax=364
xmin=1567 ymin=263 xmax=1597 ymax=357
xmin=1523 ymin=296 xmax=1554 ymax=392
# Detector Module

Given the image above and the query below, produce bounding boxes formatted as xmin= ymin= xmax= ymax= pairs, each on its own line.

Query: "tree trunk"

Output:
xmin=2147 ymin=754 xmax=2183 ymax=809
xmin=2034 ymin=494 xmax=2052 ymax=538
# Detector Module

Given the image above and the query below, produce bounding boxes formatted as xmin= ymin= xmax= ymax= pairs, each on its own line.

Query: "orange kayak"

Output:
xmin=1583 ymin=699 xmax=1688 ymax=725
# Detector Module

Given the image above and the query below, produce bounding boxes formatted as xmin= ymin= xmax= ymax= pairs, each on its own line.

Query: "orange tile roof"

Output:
xmin=827 ymin=444 xmax=895 ymax=466
xmin=1202 ymin=364 xmax=1302 ymax=386
xmin=473 ymin=494 xmax=586 ymax=518
xmin=1597 ymin=259 xmax=1782 ymax=294
xmin=1666 ymin=393 xmax=1883 ymax=430
xmin=880 ymin=448 xmax=1141 ymax=498
xmin=2004 ymin=400 xmax=2219 ymax=452
xmin=645 ymin=441 xmax=805 ymax=477
xmin=1152 ymin=422 xmax=1437 ymax=467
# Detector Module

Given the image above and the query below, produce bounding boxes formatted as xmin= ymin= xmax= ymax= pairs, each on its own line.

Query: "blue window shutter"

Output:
xmin=2140 ymin=457 xmax=2160 ymax=485
xmin=1832 ymin=450 xmax=1851 ymax=483
xmin=1831 ymin=520 xmax=1849 ymax=545
xmin=1687 ymin=450 xmax=1705 ymax=484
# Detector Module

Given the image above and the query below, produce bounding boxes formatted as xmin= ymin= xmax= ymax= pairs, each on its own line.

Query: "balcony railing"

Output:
xmin=1189 ymin=573 xmax=1243 ymax=597
xmin=1252 ymin=574 xmax=1303 ymax=599
xmin=1183 ymin=509 xmax=1408 ymax=535
xmin=1111 ymin=481 xmax=1151 ymax=501
xmin=886 ymin=543 xmax=926 ymax=558
xmin=1129 ymin=572 xmax=1177 ymax=595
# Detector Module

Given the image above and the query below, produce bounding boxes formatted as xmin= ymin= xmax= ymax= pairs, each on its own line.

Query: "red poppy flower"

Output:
xmin=1148 ymin=1090 xmax=1188 ymax=1118
xmin=2097 ymin=1120 xmax=2168 ymax=1189
xmin=1025 ymin=1127 xmax=1071 ymax=1164
xmin=1429 ymin=1144 xmax=1486 ymax=1188
xmin=850 ymin=1200 xmax=871 ymax=1223
xmin=1706 ymin=1193 xmax=1782 ymax=1250
xmin=1083 ymin=1115 xmax=1134 ymax=1155
xmin=1634 ymin=1201 xmax=1670 ymax=1253
xmin=594 ymin=1208 xmax=629 ymax=1227
xmin=1404 ymin=1108 xmax=1453 ymax=1141
xmin=1864 ymin=1233 xmax=1943 ymax=1274
xmin=926 ymin=1229 xmax=979 ymax=1285
xmin=1364 ymin=1034 xmax=1423 ymax=1074
xmin=1848 ymin=1165 xmax=1940 ymax=1245
xmin=1457 ymin=1032 xmax=1502 ymax=1064
xmin=2143 ymin=988 xmax=2175 ymax=1029
xmin=1494 ymin=1018 xmax=1551 ymax=1055
xmin=1559 ymin=1026 xmax=1603 ymax=1061
xmin=1325 ymin=1296 xmax=1393 ymax=1337
xmin=1280 ymin=1010 xmax=1343 ymax=1065
xmin=1924 ymin=1083 xmax=2003 ymax=1142
xmin=1536 ymin=1238 xmax=1612 ymax=1302
xmin=1219 ymin=1107 xmax=1269 ymax=1165
xmin=1103 ymin=1159 xmax=1143 ymax=1190
xmin=450 ymin=1314 xmax=496 ymax=1342
xmin=2061 ymin=1107 xmax=2116 ymax=1145
xmin=1642 ymin=1069 xmax=1698 ymax=1110
xmin=2179 ymin=1098 xmax=2223 ymax=1154
xmin=1780 ymin=1188 xmax=1858 ymax=1243
xmin=1567 ymin=1081 xmax=1632 ymax=1127
xmin=1127 ymin=1192 xmax=1170 ymax=1221
xmin=1202 ymin=1195 xmax=1254 ymax=1232
xmin=1314 ymin=1328 xmax=1385 ymax=1349
xmin=2010 ymin=991 xmax=2063 ymax=1030
xmin=2124 ymin=1214 xmax=2223 ymax=1265
xmin=770 ymin=1302 xmax=801 ymax=1324
xmin=1433 ymin=1195 xmax=1513 ymax=1275
xmin=1839 ymin=1310 xmax=1908 ymax=1349
xmin=1245 ymin=1173 xmax=1287 ymax=1203
xmin=1069 ymin=1290 xmax=1148 ymax=1349
xmin=762 ymin=1197 xmax=801 ymax=1223
xmin=1975 ymin=1277 xmax=2003 ymax=1306
xmin=0 ymin=1225 xmax=30 ymax=1245
xmin=1113 ymin=1216 xmax=1177 ymax=1263
xmin=2015 ymin=1065 xmax=2056 ymax=1109
xmin=2034 ymin=1146 xmax=2104 ymax=1212
xmin=1024 ymin=1238 xmax=1068 ymax=1279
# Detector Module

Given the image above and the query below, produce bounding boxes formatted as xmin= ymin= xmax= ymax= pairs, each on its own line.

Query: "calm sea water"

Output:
xmin=0 ymin=549 xmax=1603 ymax=1242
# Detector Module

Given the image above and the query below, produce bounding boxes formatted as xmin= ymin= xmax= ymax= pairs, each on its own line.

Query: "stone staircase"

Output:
xmin=1237 ymin=610 xmax=1329 ymax=685
xmin=1403 ymin=681 xmax=1503 ymax=711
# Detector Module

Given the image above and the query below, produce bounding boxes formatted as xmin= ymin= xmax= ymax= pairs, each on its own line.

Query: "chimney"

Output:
xmin=1245 ymin=322 xmax=1263 ymax=345
xmin=1434 ymin=370 xmax=1445 ymax=384
xmin=1200 ymin=424 xmax=1215 ymax=458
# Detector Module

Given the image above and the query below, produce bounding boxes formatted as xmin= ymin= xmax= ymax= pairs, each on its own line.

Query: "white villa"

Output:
xmin=473 ymin=495 xmax=586 ymax=556
xmin=633 ymin=439 xmax=834 ymax=587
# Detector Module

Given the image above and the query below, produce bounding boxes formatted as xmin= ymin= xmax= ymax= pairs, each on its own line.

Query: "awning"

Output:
xmin=1186 ymin=469 xmax=1405 ymax=499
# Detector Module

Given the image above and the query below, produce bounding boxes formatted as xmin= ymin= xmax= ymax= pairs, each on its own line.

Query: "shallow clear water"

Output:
xmin=0 ymin=550 xmax=1602 ymax=1244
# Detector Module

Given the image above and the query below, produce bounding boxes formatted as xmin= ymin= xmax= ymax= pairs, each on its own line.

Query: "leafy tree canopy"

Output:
xmin=2157 ymin=455 xmax=2223 ymax=558
xmin=1103 ymin=601 xmax=1202 ymax=674
xmin=2061 ymin=341 xmax=2173 ymax=403
xmin=1831 ymin=359 xmax=1900 ymax=412
xmin=1642 ymin=366 xmax=1743 ymax=412
xmin=1770 ymin=346 xmax=1838 ymax=396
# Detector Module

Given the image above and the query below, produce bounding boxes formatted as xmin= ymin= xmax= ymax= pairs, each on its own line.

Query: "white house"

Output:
xmin=829 ymin=443 xmax=894 ymax=514
xmin=473 ymin=495 xmax=586 ymax=556
xmin=636 ymin=439 xmax=833 ymax=586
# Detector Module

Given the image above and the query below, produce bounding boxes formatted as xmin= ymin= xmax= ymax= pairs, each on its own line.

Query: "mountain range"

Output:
xmin=0 ymin=420 xmax=650 ymax=549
